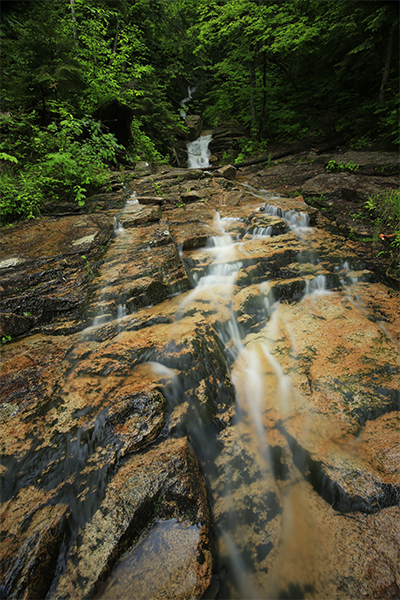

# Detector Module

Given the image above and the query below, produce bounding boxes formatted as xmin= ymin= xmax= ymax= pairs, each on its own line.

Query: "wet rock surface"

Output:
xmin=240 ymin=147 xmax=399 ymax=282
xmin=0 ymin=156 xmax=399 ymax=599
xmin=0 ymin=214 xmax=114 ymax=336
xmin=53 ymin=437 xmax=211 ymax=600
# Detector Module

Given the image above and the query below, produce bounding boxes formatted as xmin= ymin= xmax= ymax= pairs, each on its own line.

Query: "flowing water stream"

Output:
xmin=159 ymin=203 xmax=321 ymax=598
xmin=1 ymin=174 xmax=399 ymax=599
xmin=180 ymin=85 xmax=197 ymax=118
xmin=187 ymin=134 xmax=212 ymax=169
xmin=127 ymin=186 xmax=397 ymax=598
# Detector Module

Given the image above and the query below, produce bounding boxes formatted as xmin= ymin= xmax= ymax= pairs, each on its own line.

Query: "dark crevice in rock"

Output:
xmin=280 ymin=426 xmax=400 ymax=514
xmin=329 ymin=377 xmax=400 ymax=426
xmin=269 ymin=445 xmax=291 ymax=482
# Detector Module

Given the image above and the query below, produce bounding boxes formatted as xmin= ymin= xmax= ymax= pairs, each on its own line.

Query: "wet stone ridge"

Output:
xmin=0 ymin=164 xmax=399 ymax=600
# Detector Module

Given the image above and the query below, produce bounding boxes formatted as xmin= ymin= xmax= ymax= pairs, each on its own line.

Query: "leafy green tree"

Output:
xmin=1 ymin=0 xmax=398 ymax=226
xmin=1 ymin=0 xmax=84 ymax=116
xmin=193 ymin=0 xmax=398 ymax=144
xmin=0 ymin=112 xmax=125 ymax=223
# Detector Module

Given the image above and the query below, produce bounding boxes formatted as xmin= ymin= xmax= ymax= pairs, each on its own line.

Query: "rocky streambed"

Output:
xmin=0 ymin=155 xmax=399 ymax=599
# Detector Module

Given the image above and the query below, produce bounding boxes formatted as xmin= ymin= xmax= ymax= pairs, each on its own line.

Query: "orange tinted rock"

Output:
xmin=53 ymin=437 xmax=212 ymax=600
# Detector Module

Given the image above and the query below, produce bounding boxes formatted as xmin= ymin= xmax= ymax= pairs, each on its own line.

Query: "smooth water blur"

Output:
xmin=3 ymin=183 xmax=391 ymax=599
xmin=187 ymin=134 xmax=212 ymax=169
xmin=151 ymin=201 xmax=384 ymax=599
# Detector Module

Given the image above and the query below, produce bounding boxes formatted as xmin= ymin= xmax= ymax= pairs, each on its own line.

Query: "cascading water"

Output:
xmin=180 ymin=84 xmax=196 ymax=118
xmin=172 ymin=211 xmax=295 ymax=596
xmin=179 ymin=84 xmax=212 ymax=169
xmin=187 ymin=133 xmax=212 ymax=169
xmin=2 ymin=169 xmax=398 ymax=600
xmin=146 ymin=194 xmax=394 ymax=599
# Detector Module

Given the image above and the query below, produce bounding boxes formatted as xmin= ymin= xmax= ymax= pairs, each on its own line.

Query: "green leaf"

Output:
xmin=0 ymin=152 xmax=18 ymax=163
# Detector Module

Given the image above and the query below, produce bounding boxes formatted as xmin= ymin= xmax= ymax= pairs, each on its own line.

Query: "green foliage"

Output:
xmin=194 ymin=0 xmax=398 ymax=143
xmin=221 ymin=150 xmax=236 ymax=164
xmin=326 ymin=161 xmax=338 ymax=172
xmin=130 ymin=121 xmax=168 ymax=164
xmin=350 ymin=136 xmax=371 ymax=150
xmin=152 ymin=180 xmax=164 ymax=196
xmin=0 ymin=111 xmax=124 ymax=223
xmin=1 ymin=335 xmax=12 ymax=345
xmin=365 ymin=188 xmax=400 ymax=277
xmin=0 ymin=170 xmax=44 ymax=221
xmin=365 ymin=188 xmax=400 ymax=230
xmin=234 ymin=139 xmax=269 ymax=163
xmin=326 ymin=160 xmax=359 ymax=173
xmin=0 ymin=152 xmax=18 ymax=163
xmin=1 ymin=0 xmax=399 ymax=227
xmin=81 ymin=254 xmax=94 ymax=278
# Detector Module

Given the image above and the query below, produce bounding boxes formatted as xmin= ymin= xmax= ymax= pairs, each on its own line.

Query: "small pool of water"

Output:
xmin=95 ymin=519 xmax=201 ymax=600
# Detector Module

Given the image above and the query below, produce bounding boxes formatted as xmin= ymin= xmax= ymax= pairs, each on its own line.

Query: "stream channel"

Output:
xmin=0 ymin=159 xmax=399 ymax=599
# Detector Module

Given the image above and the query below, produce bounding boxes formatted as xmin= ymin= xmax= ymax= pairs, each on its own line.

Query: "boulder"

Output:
xmin=0 ymin=312 xmax=32 ymax=338
xmin=137 ymin=195 xmax=164 ymax=205
xmin=184 ymin=115 xmax=203 ymax=141
xmin=208 ymin=122 xmax=246 ymax=157
xmin=133 ymin=161 xmax=152 ymax=177
xmin=52 ymin=437 xmax=212 ymax=600
xmin=180 ymin=190 xmax=204 ymax=203
xmin=1 ymin=166 xmax=400 ymax=600
xmin=0 ymin=214 xmax=114 ymax=332
xmin=108 ymin=389 xmax=166 ymax=456
xmin=0 ymin=491 xmax=67 ymax=600
xmin=301 ymin=172 xmax=398 ymax=202
xmin=314 ymin=150 xmax=399 ymax=173
xmin=214 ymin=164 xmax=237 ymax=180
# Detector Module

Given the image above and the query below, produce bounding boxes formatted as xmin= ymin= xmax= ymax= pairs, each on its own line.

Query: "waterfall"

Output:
xmin=180 ymin=84 xmax=196 ymax=118
xmin=179 ymin=85 xmax=212 ymax=169
xmin=187 ymin=133 xmax=212 ymax=169
xmin=3 ymin=165 xmax=397 ymax=600
xmin=161 ymin=202 xmax=376 ymax=599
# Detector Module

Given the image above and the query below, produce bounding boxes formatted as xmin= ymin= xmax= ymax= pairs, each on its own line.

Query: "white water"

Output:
xmin=303 ymin=273 xmax=330 ymax=297
xmin=7 ymin=173 xmax=390 ymax=600
xmin=113 ymin=216 xmax=124 ymax=234
xmin=127 ymin=191 xmax=138 ymax=205
xmin=180 ymin=85 xmax=196 ymax=119
xmin=261 ymin=202 xmax=310 ymax=231
xmin=243 ymin=183 xmax=311 ymax=232
xmin=251 ymin=225 xmax=273 ymax=239
xmin=178 ymin=217 xmax=242 ymax=316
xmin=187 ymin=133 xmax=212 ymax=169
xmin=163 ymin=199 xmax=380 ymax=598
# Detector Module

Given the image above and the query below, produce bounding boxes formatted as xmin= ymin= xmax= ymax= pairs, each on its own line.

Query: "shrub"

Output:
xmin=326 ymin=160 xmax=359 ymax=173
xmin=0 ymin=111 xmax=125 ymax=224
xmin=365 ymin=188 xmax=400 ymax=278
xmin=365 ymin=188 xmax=400 ymax=230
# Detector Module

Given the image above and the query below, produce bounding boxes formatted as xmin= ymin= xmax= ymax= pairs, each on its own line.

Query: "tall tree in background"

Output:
xmin=1 ymin=0 xmax=398 ymax=156
xmin=1 ymin=0 xmax=85 ymax=115
xmin=193 ymin=0 xmax=399 ymax=144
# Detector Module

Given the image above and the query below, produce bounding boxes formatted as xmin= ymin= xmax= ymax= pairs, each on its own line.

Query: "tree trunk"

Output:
xmin=70 ymin=0 xmax=79 ymax=52
xmin=199 ymin=148 xmax=300 ymax=171
xmin=249 ymin=41 xmax=257 ymax=136
xmin=379 ymin=22 xmax=395 ymax=104
xmin=257 ymin=52 xmax=268 ymax=141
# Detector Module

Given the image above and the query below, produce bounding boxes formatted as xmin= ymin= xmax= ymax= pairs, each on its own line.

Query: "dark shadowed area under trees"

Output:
xmin=0 ymin=0 xmax=398 ymax=222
